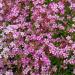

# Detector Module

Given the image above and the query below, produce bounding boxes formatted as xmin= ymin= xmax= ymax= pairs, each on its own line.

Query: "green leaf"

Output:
xmin=27 ymin=54 xmax=32 ymax=58
xmin=45 ymin=0 xmax=52 ymax=4
xmin=53 ymin=0 xmax=59 ymax=2
xmin=18 ymin=45 xmax=24 ymax=50
xmin=29 ymin=1 xmax=33 ymax=9
xmin=52 ymin=30 xmax=68 ymax=38
xmin=45 ymin=0 xmax=59 ymax=4
xmin=67 ymin=20 xmax=74 ymax=27
xmin=57 ymin=30 xmax=68 ymax=37
xmin=63 ymin=64 xmax=74 ymax=75
xmin=50 ymin=56 xmax=62 ymax=66
xmin=20 ymin=2 xmax=25 ymax=9
xmin=65 ymin=6 xmax=72 ymax=15
xmin=15 ymin=54 xmax=21 ymax=60
xmin=25 ymin=14 xmax=31 ymax=22
xmin=52 ymin=33 xmax=59 ymax=38
xmin=12 ymin=65 xmax=18 ymax=73
xmin=54 ymin=67 xmax=63 ymax=75
xmin=72 ymin=32 xmax=75 ymax=41
xmin=0 ymin=30 xmax=2 ymax=38
xmin=5 ymin=21 xmax=11 ymax=26
xmin=0 ymin=30 xmax=2 ymax=34
xmin=53 ymin=42 xmax=60 ymax=47
xmin=68 ymin=50 xmax=73 ymax=59
xmin=54 ymin=64 xmax=74 ymax=75
xmin=57 ymin=20 xmax=64 ymax=24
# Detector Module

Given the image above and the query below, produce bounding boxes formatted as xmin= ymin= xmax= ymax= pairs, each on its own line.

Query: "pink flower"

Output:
xmin=58 ymin=1 xmax=64 ymax=10
xmin=66 ymin=36 xmax=71 ymax=40
xmin=71 ymin=3 xmax=75 ymax=9
xmin=0 ymin=3 xmax=2 ymax=8
xmin=49 ymin=2 xmax=59 ymax=13
xmin=5 ymin=70 xmax=13 ymax=75
xmin=32 ymin=0 xmax=44 ymax=5
xmin=72 ymin=43 xmax=75 ymax=49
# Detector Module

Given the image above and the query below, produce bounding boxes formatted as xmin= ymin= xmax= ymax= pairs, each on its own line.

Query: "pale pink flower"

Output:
xmin=0 ymin=3 xmax=2 ymax=8
xmin=66 ymin=36 xmax=71 ymax=40
xmin=5 ymin=71 xmax=13 ymax=75
xmin=72 ymin=43 xmax=75 ymax=49
xmin=73 ymin=68 xmax=75 ymax=74
xmin=49 ymin=2 xmax=59 ymax=13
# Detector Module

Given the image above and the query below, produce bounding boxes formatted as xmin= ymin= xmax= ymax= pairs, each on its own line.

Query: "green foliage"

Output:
xmin=68 ymin=50 xmax=73 ymax=59
xmin=50 ymin=56 xmax=62 ymax=66
xmin=20 ymin=2 xmax=25 ymax=9
xmin=12 ymin=64 xmax=22 ymax=74
xmin=53 ymin=0 xmax=59 ymax=2
xmin=52 ymin=30 xmax=68 ymax=38
xmin=72 ymin=32 xmax=75 ymax=41
xmin=5 ymin=21 xmax=11 ymax=26
xmin=72 ymin=11 xmax=75 ymax=16
xmin=25 ymin=1 xmax=32 ymax=22
xmin=25 ymin=13 xmax=31 ymax=22
xmin=45 ymin=0 xmax=58 ymax=4
xmin=0 ymin=30 xmax=2 ymax=38
xmin=45 ymin=0 xmax=52 ymax=4
xmin=50 ymin=56 xmax=62 ymax=75
xmin=12 ymin=65 xmax=18 ymax=73
xmin=60 ymin=30 xmax=68 ymax=37
xmin=63 ymin=64 xmax=74 ymax=75
xmin=52 ymin=33 xmax=60 ymax=38
xmin=29 ymin=1 xmax=33 ymax=9
xmin=49 ymin=56 xmax=74 ymax=75
xmin=65 ymin=7 xmax=71 ymax=15
xmin=0 ymin=30 xmax=2 ymax=34
xmin=54 ymin=67 xmax=63 ymax=75
xmin=54 ymin=64 xmax=74 ymax=75
xmin=18 ymin=45 xmax=24 ymax=50
xmin=65 ymin=4 xmax=72 ymax=15
xmin=15 ymin=54 xmax=21 ymax=60
xmin=57 ymin=20 xmax=64 ymax=25
xmin=27 ymin=54 xmax=32 ymax=58
xmin=67 ymin=20 xmax=74 ymax=27
xmin=53 ymin=42 xmax=60 ymax=47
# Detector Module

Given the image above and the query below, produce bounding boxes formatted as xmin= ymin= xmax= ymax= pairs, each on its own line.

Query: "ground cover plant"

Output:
xmin=0 ymin=0 xmax=75 ymax=75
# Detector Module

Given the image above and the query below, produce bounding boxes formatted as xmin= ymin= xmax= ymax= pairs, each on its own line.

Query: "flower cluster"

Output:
xmin=0 ymin=0 xmax=75 ymax=75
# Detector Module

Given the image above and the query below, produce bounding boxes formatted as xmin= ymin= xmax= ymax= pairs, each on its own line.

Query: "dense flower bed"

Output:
xmin=0 ymin=0 xmax=75 ymax=75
